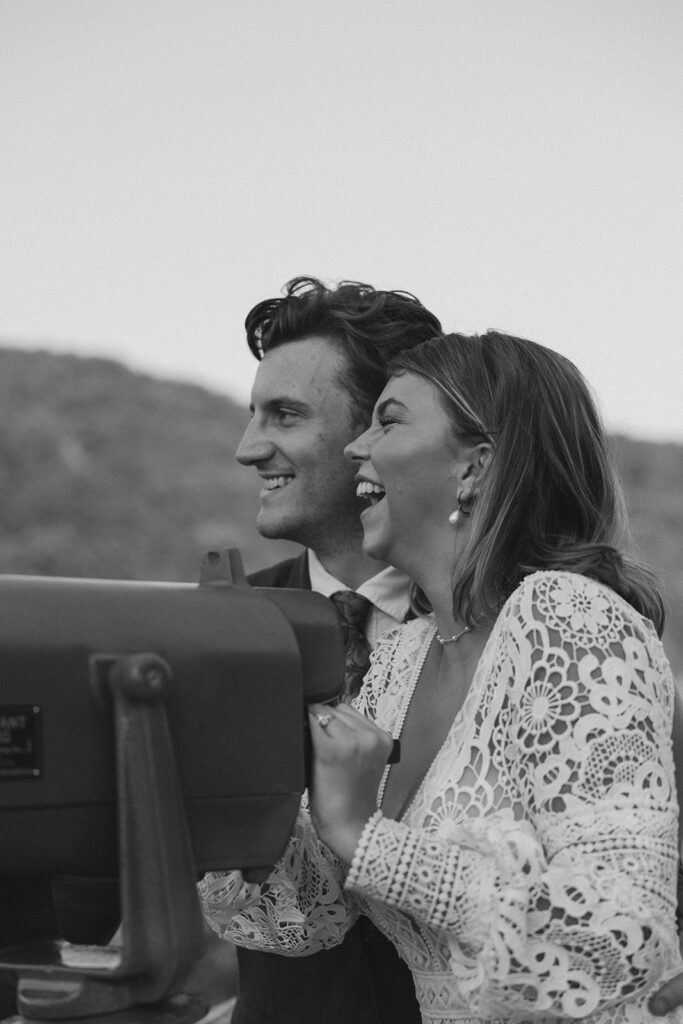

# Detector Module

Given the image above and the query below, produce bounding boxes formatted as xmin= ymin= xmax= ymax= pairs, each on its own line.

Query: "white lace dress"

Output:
xmin=199 ymin=571 xmax=683 ymax=1023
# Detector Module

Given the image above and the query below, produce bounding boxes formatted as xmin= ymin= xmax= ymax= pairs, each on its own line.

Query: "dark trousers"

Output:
xmin=233 ymin=917 xmax=421 ymax=1024
xmin=0 ymin=877 xmax=120 ymax=1019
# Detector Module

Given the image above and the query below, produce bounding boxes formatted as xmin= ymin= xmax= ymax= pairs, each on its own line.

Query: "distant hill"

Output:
xmin=1 ymin=346 xmax=681 ymax=676
xmin=0 ymin=346 xmax=300 ymax=582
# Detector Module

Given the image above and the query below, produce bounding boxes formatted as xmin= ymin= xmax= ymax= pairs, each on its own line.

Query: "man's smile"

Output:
xmin=258 ymin=473 xmax=296 ymax=499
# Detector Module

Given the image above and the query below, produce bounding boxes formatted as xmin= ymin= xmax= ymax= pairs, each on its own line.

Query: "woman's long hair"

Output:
xmin=390 ymin=332 xmax=665 ymax=635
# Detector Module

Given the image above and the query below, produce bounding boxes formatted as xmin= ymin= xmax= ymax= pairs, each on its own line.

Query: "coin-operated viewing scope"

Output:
xmin=0 ymin=549 xmax=345 ymax=1024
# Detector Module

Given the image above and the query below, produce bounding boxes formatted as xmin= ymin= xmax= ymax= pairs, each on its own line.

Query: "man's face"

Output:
xmin=236 ymin=337 xmax=367 ymax=549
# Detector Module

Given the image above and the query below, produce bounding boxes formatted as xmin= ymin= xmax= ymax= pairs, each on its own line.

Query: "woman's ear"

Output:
xmin=460 ymin=442 xmax=493 ymax=497
xmin=449 ymin=443 xmax=492 ymax=521
xmin=476 ymin=443 xmax=494 ymax=474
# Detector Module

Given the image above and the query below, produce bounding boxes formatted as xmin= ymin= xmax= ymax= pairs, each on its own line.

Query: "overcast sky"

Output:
xmin=1 ymin=0 xmax=681 ymax=442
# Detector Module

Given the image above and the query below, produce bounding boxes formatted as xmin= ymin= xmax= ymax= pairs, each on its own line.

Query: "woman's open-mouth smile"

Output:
xmin=356 ymin=479 xmax=386 ymax=515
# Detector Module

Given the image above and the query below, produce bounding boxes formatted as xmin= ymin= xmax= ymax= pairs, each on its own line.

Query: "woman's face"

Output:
xmin=345 ymin=372 xmax=471 ymax=576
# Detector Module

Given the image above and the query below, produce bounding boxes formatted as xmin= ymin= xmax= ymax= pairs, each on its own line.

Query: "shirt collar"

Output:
xmin=306 ymin=549 xmax=412 ymax=623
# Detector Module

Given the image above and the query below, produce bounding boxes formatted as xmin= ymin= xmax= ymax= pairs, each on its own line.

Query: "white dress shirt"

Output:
xmin=306 ymin=549 xmax=412 ymax=650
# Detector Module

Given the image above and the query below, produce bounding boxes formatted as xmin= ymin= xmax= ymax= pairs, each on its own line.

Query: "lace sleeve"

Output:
xmin=198 ymin=797 xmax=358 ymax=955
xmin=345 ymin=572 xmax=680 ymax=1018
xmin=197 ymin=622 xmax=415 ymax=957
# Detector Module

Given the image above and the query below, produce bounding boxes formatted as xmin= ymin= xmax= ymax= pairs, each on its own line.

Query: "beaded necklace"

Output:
xmin=377 ymin=623 xmax=437 ymax=809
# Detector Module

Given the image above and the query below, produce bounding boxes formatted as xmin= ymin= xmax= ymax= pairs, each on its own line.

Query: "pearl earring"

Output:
xmin=449 ymin=488 xmax=473 ymax=526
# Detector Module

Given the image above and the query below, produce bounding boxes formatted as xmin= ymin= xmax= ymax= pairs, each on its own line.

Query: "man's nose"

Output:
xmin=236 ymin=417 xmax=273 ymax=465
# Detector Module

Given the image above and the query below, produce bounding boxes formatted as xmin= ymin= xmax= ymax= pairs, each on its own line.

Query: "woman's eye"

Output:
xmin=378 ymin=416 xmax=397 ymax=429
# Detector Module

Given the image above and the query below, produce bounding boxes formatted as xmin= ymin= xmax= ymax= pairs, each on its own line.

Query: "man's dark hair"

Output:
xmin=245 ymin=276 xmax=442 ymax=421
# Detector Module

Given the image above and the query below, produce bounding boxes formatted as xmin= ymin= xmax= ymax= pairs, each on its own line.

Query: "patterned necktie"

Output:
xmin=330 ymin=590 xmax=372 ymax=702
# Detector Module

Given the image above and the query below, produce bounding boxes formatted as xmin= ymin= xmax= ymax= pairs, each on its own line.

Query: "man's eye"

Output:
xmin=276 ymin=408 xmax=299 ymax=423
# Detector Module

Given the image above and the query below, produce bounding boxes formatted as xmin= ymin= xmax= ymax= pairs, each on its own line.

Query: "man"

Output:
xmin=233 ymin=276 xmax=442 ymax=1024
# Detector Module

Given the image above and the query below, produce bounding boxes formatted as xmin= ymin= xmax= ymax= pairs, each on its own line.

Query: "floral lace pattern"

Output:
xmin=199 ymin=572 xmax=682 ymax=1023
xmin=198 ymin=795 xmax=357 ymax=954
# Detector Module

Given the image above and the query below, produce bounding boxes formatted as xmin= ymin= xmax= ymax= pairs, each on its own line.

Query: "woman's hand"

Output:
xmin=307 ymin=703 xmax=394 ymax=864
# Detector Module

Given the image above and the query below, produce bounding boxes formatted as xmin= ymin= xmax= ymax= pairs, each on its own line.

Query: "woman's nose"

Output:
xmin=344 ymin=426 xmax=371 ymax=463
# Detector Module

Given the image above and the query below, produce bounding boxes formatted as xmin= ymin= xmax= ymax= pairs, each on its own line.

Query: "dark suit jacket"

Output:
xmin=248 ymin=552 xmax=312 ymax=591
xmin=232 ymin=554 xmax=421 ymax=1024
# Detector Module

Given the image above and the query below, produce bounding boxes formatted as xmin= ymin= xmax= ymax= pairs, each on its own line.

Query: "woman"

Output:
xmin=200 ymin=332 xmax=681 ymax=1022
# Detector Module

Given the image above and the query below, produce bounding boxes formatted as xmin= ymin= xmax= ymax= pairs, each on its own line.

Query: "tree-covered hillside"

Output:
xmin=1 ymin=347 xmax=681 ymax=675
